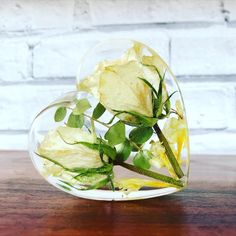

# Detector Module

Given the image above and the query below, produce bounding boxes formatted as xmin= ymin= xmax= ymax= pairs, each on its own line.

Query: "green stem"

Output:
xmin=117 ymin=162 xmax=183 ymax=188
xmin=129 ymin=140 xmax=142 ymax=151
xmin=90 ymin=118 xmax=97 ymax=142
xmin=153 ymin=123 xmax=184 ymax=178
xmin=84 ymin=113 xmax=110 ymax=128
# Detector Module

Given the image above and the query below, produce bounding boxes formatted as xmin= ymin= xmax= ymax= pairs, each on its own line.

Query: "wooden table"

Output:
xmin=0 ymin=151 xmax=235 ymax=236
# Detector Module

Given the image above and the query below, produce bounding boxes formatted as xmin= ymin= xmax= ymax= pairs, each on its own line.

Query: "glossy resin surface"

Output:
xmin=29 ymin=40 xmax=190 ymax=200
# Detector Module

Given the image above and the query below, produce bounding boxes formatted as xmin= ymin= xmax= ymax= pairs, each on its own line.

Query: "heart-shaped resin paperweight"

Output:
xmin=29 ymin=39 xmax=190 ymax=201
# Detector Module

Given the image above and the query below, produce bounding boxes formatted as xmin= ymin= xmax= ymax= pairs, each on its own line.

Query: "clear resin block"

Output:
xmin=29 ymin=39 xmax=190 ymax=200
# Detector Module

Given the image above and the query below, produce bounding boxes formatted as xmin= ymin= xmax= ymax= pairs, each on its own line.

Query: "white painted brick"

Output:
xmin=33 ymin=35 xmax=97 ymax=78
xmin=180 ymin=83 xmax=233 ymax=130
xmin=0 ymin=41 xmax=29 ymax=82
xmin=0 ymin=133 xmax=28 ymax=150
xmin=0 ymin=0 xmax=74 ymax=31
xmin=190 ymin=131 xmax=236 ymax=154
xmin=89 ymin=0 xmax=222 ymax=26
xmin=171 ymin=28 xmax=236 ymax=75
xmin=225 ymin=83 xmax=236 ymax=130
xmin=0 ymin=84 xmax=74 ymax=130
xmin=73 ymin=0 xmax=92 ymax=29
xmin=224 ymin=0 xmax=236 ymax=22
xmin=33 ymin=31 xmax=169 ymax=78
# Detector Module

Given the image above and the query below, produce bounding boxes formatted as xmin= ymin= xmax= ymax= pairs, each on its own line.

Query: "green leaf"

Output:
xmin=163 ymin=91 xmax=177 ymax=116
xmin=104 ymin=121 xmax=126 ymax=146
xmin=75 ymin=172 xmax=110 ymax=189
xmin=116 ymin=139 xmax=132 ymax=161
xmin=156 ymin=79 xmax=163 ymax=117
xmin=152 ymin=96 xmax=158 ymax=116
xmin=164 ymin=99 xmax=171 ymax=116
xmin=139 ymin=66 xmax=166 ymax=118
xmin=113 ymin=110 xmax=157 ymax=127
xmin=77 ymin=142 xmax=117 ymax=160
xmin=85 ymin=176 xmax=110 ymax=190
xmin=67 ymin=113 xmax=84 ymax=128
xmin=157 ymin=114 xmax=166 ymax=120
xmin=54 ymin=107 xmax=67 ymax=122
xmin=133 ymin=151 xmax=151 ymax=170
xmin=137 ymin=77 xmax=161 ymax=117
xmin=58 ymin=183 xmax=71 ymax=191
xmin=100 ymin=144 xmax=117 ymax=160
xmin=129 ymin=127 xmax=153 ymax=144
xmin=36 ymin=152 xmax=113 ymax=173
xmin=92 ymin=102 xmax=106 ymax=119
xmin=73 ymin=98 xmax=91 ymax=115
xmin=157 ymin=91 xmax=177 ymax=119
xmin=137 ymin=77 xmax=158 ymax=97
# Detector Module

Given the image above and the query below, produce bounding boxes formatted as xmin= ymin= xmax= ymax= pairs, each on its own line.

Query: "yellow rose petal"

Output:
xmin=114 ymin=178 xmax=170 ymax=191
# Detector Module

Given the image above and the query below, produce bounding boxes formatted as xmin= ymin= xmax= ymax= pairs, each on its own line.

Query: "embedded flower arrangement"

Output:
xmin=32 ymin=41 xmax=189 ymax=197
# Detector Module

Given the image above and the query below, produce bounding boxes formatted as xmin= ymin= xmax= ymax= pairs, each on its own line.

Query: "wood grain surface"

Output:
xmin=0 ymin=151 xmax=235 ymax=236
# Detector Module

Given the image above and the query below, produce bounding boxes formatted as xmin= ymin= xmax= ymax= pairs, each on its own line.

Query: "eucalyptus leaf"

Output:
xmin=129 ymin=127 xmax=153 ymax=144
xmin=105 ymin=121 xmax=126 ymax=146
xmin=133 ymin=151 xmax=151 ymax=170
xmin=116 ymin=139 xmax=132 ymax=161
xmin=92 ymin=102 xmax=106 ymax=119
xmin=54 ymin=107 xmax=67 ymax=122
xmin=67 ymin=113 xmax=84 ymax=128
xmin=73 ymin=98 xmax=91 ymax=115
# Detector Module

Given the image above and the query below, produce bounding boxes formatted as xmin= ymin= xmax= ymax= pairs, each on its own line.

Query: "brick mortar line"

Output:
xmin=0 ymin=25 xmax=236 ymax=41
xmin=220 ymin=0 xmax=230 ymax=23
xmin=0 ymin=21 xmax=232 ymax=38
xmin=92 ymin=21 xmax=226 ymax=30
xmin=177 ymin=75 xmax=236 ymax=82
xmin=0 ymin=130 xmax=29 ymax=135
xmin=0 ymin=78 xmax=76 ymax=86
xmin=1 ymin=76 xmax=236 ymax=86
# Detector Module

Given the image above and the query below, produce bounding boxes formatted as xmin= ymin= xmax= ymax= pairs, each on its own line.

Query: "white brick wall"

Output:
xmin=89 ymin=0 xmax=223 ymax=25
xmin=0 ymin=0 xmax=74 ymax=31
xmin=180 ymin=83 xmax=235 ymax=130
xmin=171 ymin=28 xmax=236 ymax=75
xmin=33 ymin=31 xmax=169 ymax=78
xmin=0 ymin=41 xmax=30 ymax=82
xmin=0 ymin=0 xmax=236 ymax=154
xmin=33 ymin=36 xmax=97 ymax=78
xmin=224 ymin=0 xmax=236 ymax=22
xmin=0 ymin=84 xmax=74 ymax=130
